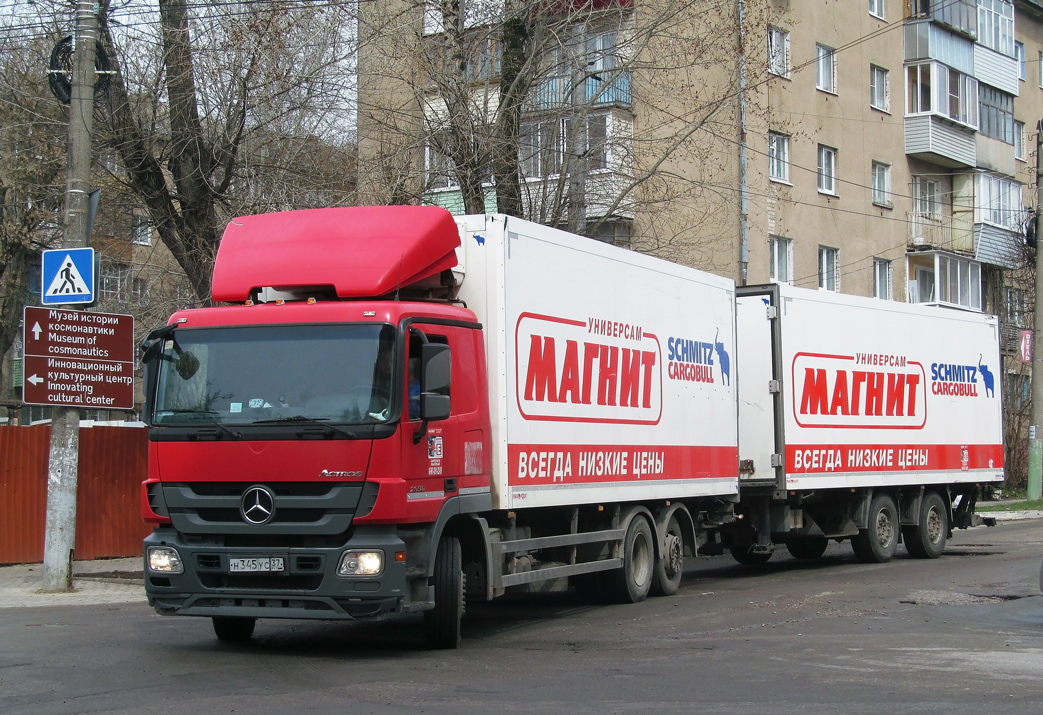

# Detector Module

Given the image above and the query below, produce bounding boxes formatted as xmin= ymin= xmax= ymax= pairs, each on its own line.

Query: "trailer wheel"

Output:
xmin=852 ymin=494 xmax=898 ymax=563
xmin=425 ymin=535 xmax=464 ymax=649
xmin=212 ymin=616 xmax=255 ymax=642
xmin=903 ymin=492 xmax=948 ymax=559
xmin=650 ymin=514 xmax=684 ymax=596
xmin=608 ymin=516 xmax=654 ymax=603
xmin=785 ymin=537 xmax=828 ymax=560
xmin=730 ymin=545 xmax=772 ymax=566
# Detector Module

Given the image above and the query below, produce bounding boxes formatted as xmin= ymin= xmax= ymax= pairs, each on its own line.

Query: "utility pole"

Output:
xmin=1028 ymin=121 xmax=1043 ymax=503
xmin=42 ymin=0 xmax=98 ymax=591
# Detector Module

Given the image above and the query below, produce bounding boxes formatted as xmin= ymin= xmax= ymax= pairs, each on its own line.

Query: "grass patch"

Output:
xmin=978 ymin=499 xmax=1043 ymax=512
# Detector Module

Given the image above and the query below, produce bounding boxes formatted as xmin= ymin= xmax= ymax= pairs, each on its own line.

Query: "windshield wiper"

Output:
xmin=252 ymin=415 xmax=357 ymax=439
xmin=159 ymin=409 xmax=241 ymax=440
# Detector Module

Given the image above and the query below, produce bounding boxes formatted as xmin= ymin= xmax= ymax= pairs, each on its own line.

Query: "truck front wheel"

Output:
xmin=425 ymin=535 xmax=464 ymax=649
xmin=852 ymin=494 xmax=898 ymax=563
xmin=608 ymin=516 xmax=654 ymax=603
xmin=212 ymin=616 xmax=255 ymax=642
xmin=903 ymin=492 xmax=948 ymax=559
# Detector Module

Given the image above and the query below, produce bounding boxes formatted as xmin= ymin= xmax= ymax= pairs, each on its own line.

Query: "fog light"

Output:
xmin=338 ymin=550 xmax=383 ymax=576
xmin=147 ymin=546 xmax=183 ymax=574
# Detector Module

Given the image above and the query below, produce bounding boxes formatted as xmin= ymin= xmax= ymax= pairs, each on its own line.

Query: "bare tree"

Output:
xmin=0 ymin=27 xmax=66 ymax=387
xmin=95 ymin=0 xmax=357 ymax=304
xmin=357 ymin=0 xmax=771 ymax=252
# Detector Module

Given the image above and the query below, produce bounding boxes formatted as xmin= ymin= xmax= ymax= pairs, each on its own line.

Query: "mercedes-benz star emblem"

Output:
xmin=240 ymin=485 xmax=275 ymax=525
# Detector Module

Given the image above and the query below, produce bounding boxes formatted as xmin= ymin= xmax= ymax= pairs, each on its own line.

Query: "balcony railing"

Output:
xmin=527 ymin=72 xmax=632 ymax=112
xmin=908 ymin=212 xmax=953 ymax=247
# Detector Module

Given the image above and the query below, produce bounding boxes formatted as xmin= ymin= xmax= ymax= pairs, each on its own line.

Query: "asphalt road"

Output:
xmin=2 ymin=520 xmax=1041 ymax=715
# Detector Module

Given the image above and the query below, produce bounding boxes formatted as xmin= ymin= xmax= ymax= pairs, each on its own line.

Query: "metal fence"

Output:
xmin=0 ymin=425 xmax=150 ymax=565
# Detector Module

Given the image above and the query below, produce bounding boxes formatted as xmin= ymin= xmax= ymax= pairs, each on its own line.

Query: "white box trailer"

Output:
xmin=731 ymin=283 xmax=1003 ymax=563
xmin=453 ymin=214 xmax=741 ymax=511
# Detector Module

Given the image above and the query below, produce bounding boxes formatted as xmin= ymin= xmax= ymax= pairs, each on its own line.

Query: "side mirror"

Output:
xmin=419 ymin=342 xmax=450 ymax=421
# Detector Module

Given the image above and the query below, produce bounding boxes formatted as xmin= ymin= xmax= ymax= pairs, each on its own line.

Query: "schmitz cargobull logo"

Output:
xmin=792 ymin=352 xmax=927 ymax=429
xmin=515 ymin=312 xmax=662 ymax=424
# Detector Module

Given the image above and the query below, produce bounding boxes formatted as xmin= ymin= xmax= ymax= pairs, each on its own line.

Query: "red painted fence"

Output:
xmin=0 ymin=425 xmax=151 ymax=565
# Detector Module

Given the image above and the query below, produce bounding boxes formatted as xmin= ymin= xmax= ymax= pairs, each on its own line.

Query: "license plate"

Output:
xmin=228 ymin=557 xmax=284 ymax=573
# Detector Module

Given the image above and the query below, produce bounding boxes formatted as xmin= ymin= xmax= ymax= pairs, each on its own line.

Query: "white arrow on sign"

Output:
xmin=31 ymin=322 xmax=42 ymax=340
xmin=27 ymin=374 xmax=43 ymax=386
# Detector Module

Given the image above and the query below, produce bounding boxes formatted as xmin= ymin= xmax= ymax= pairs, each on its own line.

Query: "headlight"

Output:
xmin=338 ymin=550 xmax=383 ymax=576
xmin=147 ymin=546 xmax=184 ymax=574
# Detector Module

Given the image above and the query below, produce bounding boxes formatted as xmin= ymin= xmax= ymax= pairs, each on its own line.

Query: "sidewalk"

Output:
xmin=0 ymin=556 xmax=146 ymax=609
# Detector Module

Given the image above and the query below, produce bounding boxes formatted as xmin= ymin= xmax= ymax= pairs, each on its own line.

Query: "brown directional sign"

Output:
xmin=22 ymin=306 xmax=135 ymax=409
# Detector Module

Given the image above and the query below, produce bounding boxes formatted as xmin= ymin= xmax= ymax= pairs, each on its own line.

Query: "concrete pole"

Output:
xmin=42 ymin=0 xmax=98 ymax=591
xmin=1027 ymin=121 xmax=1043 ymax=503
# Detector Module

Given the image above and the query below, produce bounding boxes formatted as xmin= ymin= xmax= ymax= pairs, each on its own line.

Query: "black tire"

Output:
xmin=424 ymin=535 xmax=464 ymax=649
xmin=212 ymin=616 xmax=255 ymax=642
xmin=852 ymin=493 xmax=899 ymax=563
xmin=607 ymin=516 xmax=655 ymax=603
xmin=903 ymin=492 xmax=948 ymax=559
xmin=650 ymin=514 xmax=684 ymax=596
xmin=730 ymin=545 xmax=773 ymax=566
xmin=785 ymin=537 xmax=829 ymax=560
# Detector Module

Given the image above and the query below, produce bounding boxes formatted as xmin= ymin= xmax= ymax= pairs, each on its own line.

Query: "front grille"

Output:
xmin=295 ymin=556 xmax=323 ymax=572
xmin=196 ymin=554 xmax=221 ymax=570
xmin=163 ymin=482 xmax=364 ymax=536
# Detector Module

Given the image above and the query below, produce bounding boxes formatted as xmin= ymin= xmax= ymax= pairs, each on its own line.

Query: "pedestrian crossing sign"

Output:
xmin=41 ymin=247 xmax=95 ymax=305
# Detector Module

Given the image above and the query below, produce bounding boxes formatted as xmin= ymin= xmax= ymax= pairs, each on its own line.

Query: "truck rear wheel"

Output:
xmin=212 ymin=616 xmax=255 ymax=642
xmin=785 ymin=537 xmax=828 ymax=560
xmin=903 ymin=492 xmax=948 ymax=559
xmin=650 ymin=514 xmax=684 ymax=597
xmin=852 ymin=494 xmax=898 ymax=563
xmin=425 ymin=535 xmax=464 ymax=649
xmin=607 ymin=516 xmax=654 ymax=603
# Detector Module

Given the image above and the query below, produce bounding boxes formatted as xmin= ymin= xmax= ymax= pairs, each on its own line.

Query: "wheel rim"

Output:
xmin=924 ymin=505 xmax=943 ymax=545
xmin=632 ymin=530 xmax=652 ymax=587
xmin=875 ymin=507 xmax=895 ymax=549
xmin=664 ymin=532 xmax=683 ymax=576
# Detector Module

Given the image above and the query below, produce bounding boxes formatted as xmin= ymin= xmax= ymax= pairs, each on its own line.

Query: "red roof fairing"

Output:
xmin=211 ymin=206 xmax=461 ymax=302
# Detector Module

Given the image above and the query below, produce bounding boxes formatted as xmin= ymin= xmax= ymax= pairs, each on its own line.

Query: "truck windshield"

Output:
xmin=151 ymin=324 xmax=397 ymax=426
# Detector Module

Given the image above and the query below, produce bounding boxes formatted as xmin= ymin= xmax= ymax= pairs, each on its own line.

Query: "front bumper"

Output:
xmin=144 ymin=526 xmax=420 ymax=620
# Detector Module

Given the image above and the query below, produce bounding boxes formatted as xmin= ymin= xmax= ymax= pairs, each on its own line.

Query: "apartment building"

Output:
xmin=358 ymin=0 xmax=1041 ymax=311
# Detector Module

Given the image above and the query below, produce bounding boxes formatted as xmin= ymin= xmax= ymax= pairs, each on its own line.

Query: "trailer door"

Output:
xmin=736 ymin=287 xmax=783 ymax=488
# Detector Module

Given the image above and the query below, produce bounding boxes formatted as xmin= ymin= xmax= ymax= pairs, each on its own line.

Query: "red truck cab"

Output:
xmin=140 ymin=206 xmax=491 ymax=647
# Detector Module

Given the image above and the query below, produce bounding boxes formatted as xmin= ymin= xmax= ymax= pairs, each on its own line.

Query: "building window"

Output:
xmin=977 ymin=0 xmax=1014 ymax=58
xmin=913 ymin=176 xmax=940 ymax=220
xmin=872 ymin=162 xmax=892 ymax=208
xmin=131 ymin=215 xmax=151 ymax=246
xmin=869 ymin=0 xmax=885 ymax=20
xmin=1015 ymin=41 xmax=1025 ymax=80
xmin=977 ymin=173 xmax=1022 ymax=230
xmin=520 ymin=118 xmax=565 ymax=178
xmin=978 ymin=85 xmax=1014 ymax=144
xmin=818 ymin=246 xmax=839 ymax=291
xmin=1014 ymin=120 xmax=1025 ymax=160
xmin=768 ymin=26 xmax=791 ymax=77
xmin=593 ymin=218 xmax=631 ymax=248
xmin=98 ymin=262 xmax=131 ymax=303
xmin=870 ymin=65 xmax=890 ymax=111
xmin=906 ymin=62 xmax=979 ymax=128
xmin=587 ymin=114 xmax=608 ymax=171
xmin=770 ymin=236 xmax=793 ymax=284
xmin=425 ymin=144 xmax=459 ymax=190
xmin=909 ymin=264 xmax=936 ymax=303
xmin=816 ymin=44 xmax=837 ymax=93
xmin=937 ymin=254 xmax=981 ymax=310
xmin=768 ymin=132 xmax=789 ymax=182
xmin=873 ymin=258 xmax=893 ymax=299
xmin=817 ymin=145 xmax=837 ymax=194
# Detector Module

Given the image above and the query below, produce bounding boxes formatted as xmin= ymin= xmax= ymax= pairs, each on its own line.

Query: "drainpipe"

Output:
xmin=737 ymin=0 xmax=749 ymax=286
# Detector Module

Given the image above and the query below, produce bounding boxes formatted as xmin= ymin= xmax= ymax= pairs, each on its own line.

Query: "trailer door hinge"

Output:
xmin=766 ymin=305 xmax=778 ymax=319
xmin=770 ymin=454 xmax=784 ymax=468
xmin=768 ymin=380 xmax=781 ymax=393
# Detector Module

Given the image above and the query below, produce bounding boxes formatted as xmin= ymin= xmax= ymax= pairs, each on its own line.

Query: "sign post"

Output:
xmin=22 ymin=307 xmax=135 ymax=410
